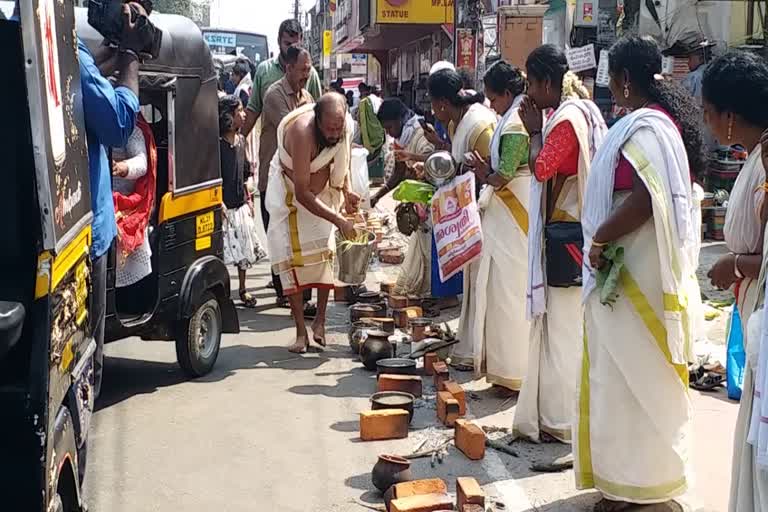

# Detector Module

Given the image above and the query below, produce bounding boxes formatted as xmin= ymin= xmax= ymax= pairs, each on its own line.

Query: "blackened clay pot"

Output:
xmin=371 ymin=454 xmax=413 ymax=493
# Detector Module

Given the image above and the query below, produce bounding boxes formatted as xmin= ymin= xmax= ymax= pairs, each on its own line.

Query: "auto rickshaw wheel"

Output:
xmin=175 ymin=291 xmax=222 ymax=377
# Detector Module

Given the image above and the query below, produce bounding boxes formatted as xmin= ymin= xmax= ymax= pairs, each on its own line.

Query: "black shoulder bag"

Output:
xmin=544 ymin=173 xmax=584 ymax=288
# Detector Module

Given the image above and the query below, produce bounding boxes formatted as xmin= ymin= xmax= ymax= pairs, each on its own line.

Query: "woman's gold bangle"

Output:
xmin=592 ymin=240 xmax=608 ymax=248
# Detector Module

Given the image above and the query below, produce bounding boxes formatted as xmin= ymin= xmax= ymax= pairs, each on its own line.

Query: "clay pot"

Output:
xmin=371 ymin=454 xmax=413 ymax=493
xmin=358 ymin=291 xmax=383 ymax=304
xmin=360 ymin=330 xmax=394 ymax=371
xmin=349 ymin=320 xmax=376 ymax=354
xmin=350 ymin=303 xmax=384 ymax=323
xmin=376 ymin=358 xmax=417 ymax=378
xmin=371 ymin=391 xmax=415 ymax=424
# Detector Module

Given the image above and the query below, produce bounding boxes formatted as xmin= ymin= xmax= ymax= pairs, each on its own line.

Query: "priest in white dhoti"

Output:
xmin=266 ymin=94 xmax=359 ymax=353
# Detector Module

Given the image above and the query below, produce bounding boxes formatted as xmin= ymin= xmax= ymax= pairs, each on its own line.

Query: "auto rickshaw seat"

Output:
xmin=0 ymin=301 xmax=25 ymax=361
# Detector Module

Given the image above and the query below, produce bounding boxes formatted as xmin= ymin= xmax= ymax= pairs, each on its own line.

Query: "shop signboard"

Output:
xmin=323 ymin=30 xmax=333 ymax=69
xmin=566 ymin=44 xmax=597 ymax=73
xmin=377 ymin=0 xmax=454 ymax=24
xmin=456 ymin=28 xmax=476 ymax=72
xmin=351 ymin=54 xmax=368 ymax=75
xmin=595 ymin=49 xmax=610 ymax=87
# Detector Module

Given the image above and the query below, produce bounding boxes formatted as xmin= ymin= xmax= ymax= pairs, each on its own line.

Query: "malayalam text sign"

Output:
xmin=566 ymin=44 xmax=597 ymax=73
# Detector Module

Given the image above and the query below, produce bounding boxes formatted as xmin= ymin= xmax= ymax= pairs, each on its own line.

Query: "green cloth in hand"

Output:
xmin=596 ymin=243 xmax=625 ymax=308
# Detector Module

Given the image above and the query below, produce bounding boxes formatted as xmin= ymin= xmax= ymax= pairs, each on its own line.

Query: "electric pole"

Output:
xmin=293 ymin=0 xmax=301 ymax=20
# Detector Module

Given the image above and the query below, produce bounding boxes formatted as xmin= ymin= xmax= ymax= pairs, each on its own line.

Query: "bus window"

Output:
xmin=203 ymin=29 xmax=269 ymax=65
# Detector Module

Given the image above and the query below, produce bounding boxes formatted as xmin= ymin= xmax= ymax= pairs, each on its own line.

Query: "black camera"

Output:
xmin=87 ymin=0 xmax=162 ymax=60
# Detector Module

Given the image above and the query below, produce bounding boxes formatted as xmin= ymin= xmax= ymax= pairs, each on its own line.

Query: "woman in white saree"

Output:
xmin=514 ymin=45 xmax=607 ymax=444
xmin=698 ymin=52 xmax=768 ymax=512
xmin=578 ymin=36 xmax=706 ymax=512
xmin=425 ymin=68 xmax=498 ymax=368
xmin=460 ymin=61 xmax=531 ymax=391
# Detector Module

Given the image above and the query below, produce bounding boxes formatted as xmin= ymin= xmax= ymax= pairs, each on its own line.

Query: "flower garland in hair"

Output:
xmin=561 ymin=71 xmax=591 ymax=102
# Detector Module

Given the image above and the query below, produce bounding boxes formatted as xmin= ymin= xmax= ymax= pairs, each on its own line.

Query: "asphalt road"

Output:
xmin=83 ymin=198 xmax=737 ymax=512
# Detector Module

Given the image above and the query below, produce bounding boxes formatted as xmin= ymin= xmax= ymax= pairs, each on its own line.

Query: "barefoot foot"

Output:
xmin=311 ymin=321 xmax=326 ymax=348
xmin=287 ymin=337 xmax=309 ymax=354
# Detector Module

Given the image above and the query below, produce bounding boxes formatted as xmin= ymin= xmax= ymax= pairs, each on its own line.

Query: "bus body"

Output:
xmin=202 ymin=28 xmax=269 ymax=65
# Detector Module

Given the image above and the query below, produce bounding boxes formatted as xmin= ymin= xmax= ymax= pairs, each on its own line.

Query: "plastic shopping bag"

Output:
xmin=350 ymin=147 xmax=371 ymax=210
xmin=727 ymin=304 xmax=746 ymax=401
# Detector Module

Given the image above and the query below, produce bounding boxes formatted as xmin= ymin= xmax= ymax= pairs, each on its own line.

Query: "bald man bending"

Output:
xmin=265 ymin=93 xmax=360 ymax=353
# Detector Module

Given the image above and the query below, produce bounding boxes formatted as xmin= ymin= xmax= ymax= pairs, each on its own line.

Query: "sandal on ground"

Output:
xmin=266 ymin=281 xmax=275 ymax=289
xmin=690 ymin=371 xmax=725 ymax=391
xmin=239 ymin=290 xmax=258 ymax=308
xmin=276 ymin=297 xmax=290 ymax=308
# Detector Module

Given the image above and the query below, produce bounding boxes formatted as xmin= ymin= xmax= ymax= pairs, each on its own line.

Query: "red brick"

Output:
xmin=360 ymin=409 xmax=409 ymax=441
xmin=393 ymin=478 xmax=448 ymax=500
xmin=378 ymin=374 xmax=423 ymax=398
xmin=462 ymin=505 xmax=484 ymax=512
xmin=432 ymin=361 xmax=449 ymax=389
xmin=455 ymin=420 xmax=486 ymax=460
xmin=442 ymin=380 xmax=466 ymax=416
xmin=457 ymin=477 xmax=485 ymax=509
xmin=423 ymin=353 xmax=439 ymax=376
xmin=436 ymin=391 xmax=460 ymax=427
xmin=390 ymin=493 xmax=454 ymax=512
xmin=334 ymin=285 xmax=353 ymax=302
xmin=393 ymin=307 xmax=424 ymax=328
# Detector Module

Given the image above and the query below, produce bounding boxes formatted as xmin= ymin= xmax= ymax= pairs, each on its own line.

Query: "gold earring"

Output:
xmin=728 ymin=119 xmax=733 ymax=141
xmin=623 ymin=84 xmax=630 ymax=99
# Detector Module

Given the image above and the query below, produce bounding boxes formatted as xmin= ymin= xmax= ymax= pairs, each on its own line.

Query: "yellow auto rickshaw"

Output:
xmin=76 ymin=8 xmax=240 ymax=378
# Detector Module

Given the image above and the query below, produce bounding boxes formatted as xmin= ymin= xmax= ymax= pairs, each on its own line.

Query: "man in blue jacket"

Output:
xmin=14 ymin=1 xmax=145 ymax=397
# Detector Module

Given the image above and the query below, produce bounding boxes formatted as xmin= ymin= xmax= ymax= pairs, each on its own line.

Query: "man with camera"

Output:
xmin=12 ymin=0 xmax=156 ymax=398
xmin=81 ymin=2 xmax=157 ymax=399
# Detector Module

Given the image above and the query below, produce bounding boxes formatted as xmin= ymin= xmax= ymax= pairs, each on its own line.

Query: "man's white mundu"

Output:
xmin=265 ymin=103 xmax=352 ymax=285
xmin=577 ymin=108 xmax=695 ymax=502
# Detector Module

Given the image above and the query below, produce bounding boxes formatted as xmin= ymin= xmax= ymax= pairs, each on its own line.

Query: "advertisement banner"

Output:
xmin=431 ymin=173 xmax=483 ymax=282
xmin=377 ymin=0 xmax=454 ymax=25
xmin=351 ymin=53 xmax=368 ymax=75
xmin=456 ymin=28 xmax=476 ymax=71
xmin=323 ymin=30 xmax=333 ymax=56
